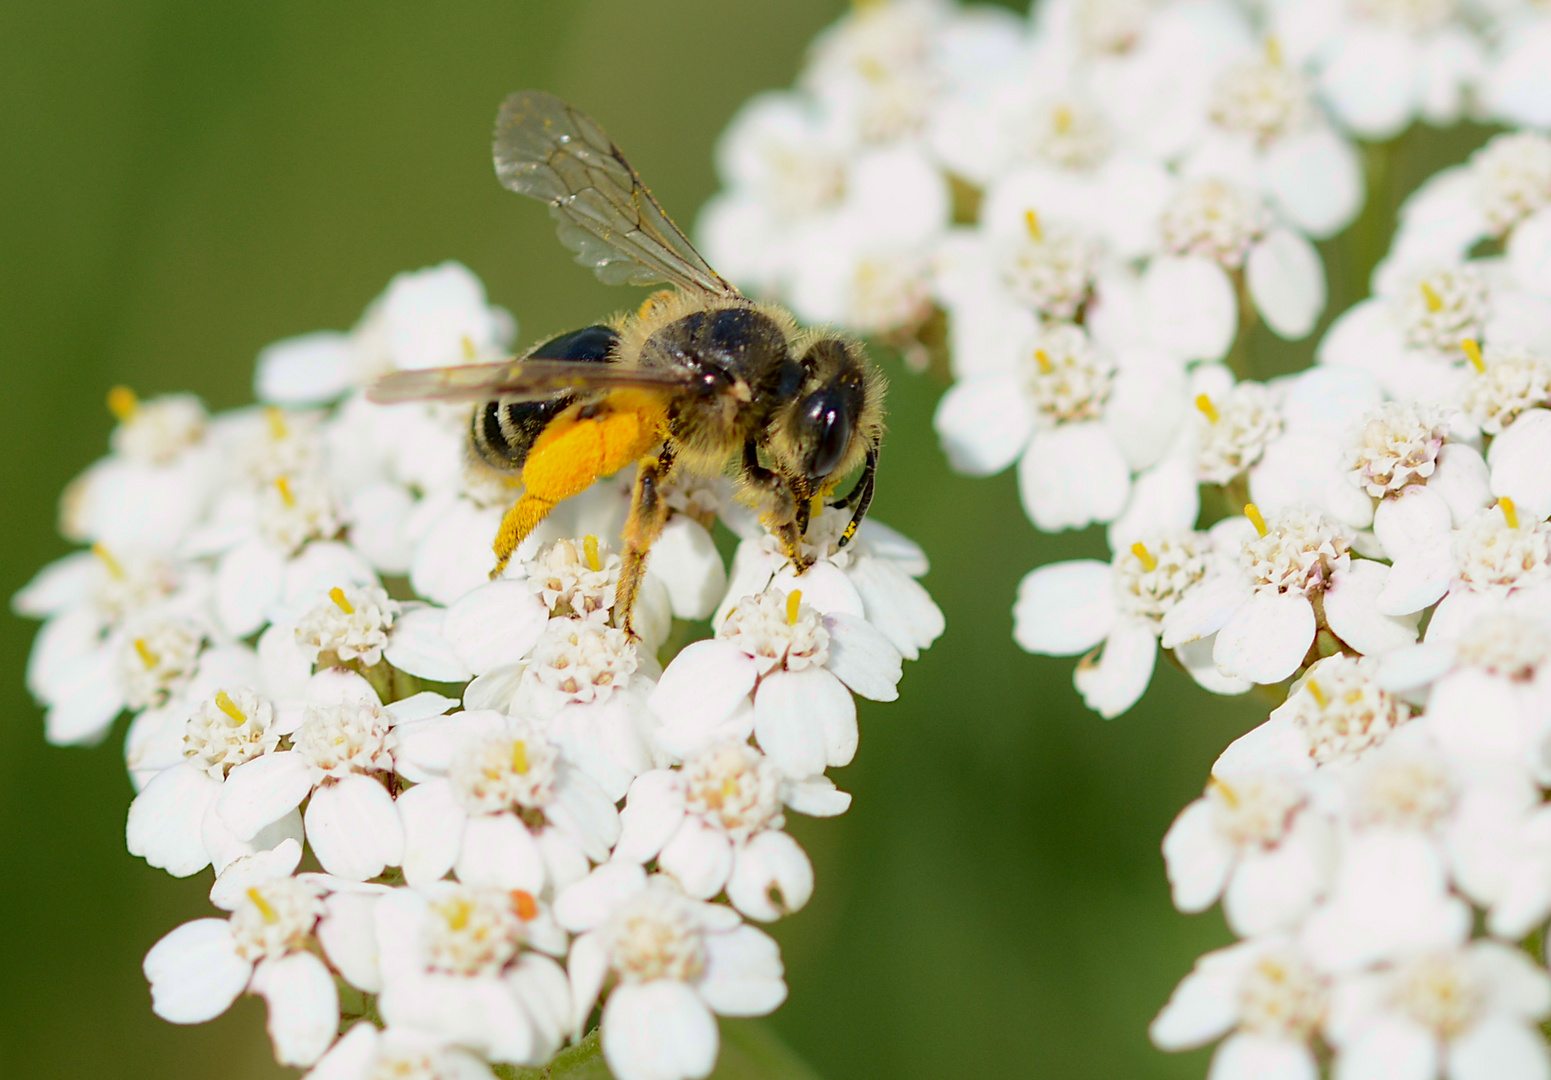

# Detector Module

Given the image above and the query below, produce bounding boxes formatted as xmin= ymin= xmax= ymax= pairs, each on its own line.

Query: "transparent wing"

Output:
xmin=493 ymin=90 xmax=739 ymax=298
xmin=367 ymin=358 xmax=697 ymax=405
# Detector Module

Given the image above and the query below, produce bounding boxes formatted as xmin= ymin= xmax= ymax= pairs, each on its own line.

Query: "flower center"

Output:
xmin=1354 ymin=752 xmax=1456 ymax=829
xmin=523 ymin=537 xmax=619 ymax=621
xmin=1195 ymin=383 xmax=1283 ymax=484
xmin=184 ymin=687 xmax=280 ymax=779
xmin=1395 ymin=952 xmax=1483 ymax=1038
xmin=1237 ymin=950 xmax=1327 ymax=1038
xmin=1001 ymin=214 xmax=1101 ymax=321
xmin=292 ymin=700 xmax=395 ymax=779
xmin=1455 ymin=502 xmax=1551 ymax=595
xmin=1023 ymin=323 xmax=1114 ymax=424
xmin=1159 ymin=179 xmax=1269 ymax=269
xmin=1026 ymin=99 xmax=1111 ymax=170
xmin=1240 ymin=506 xmax=1351 ymax=596
xmin=1455 ymin=612 xmax=1551 ymax=680
xmin=448 ymin=726 xmax=560 ymax=817
xmin=1113 ymin=533 xmax=1210 ymax=624
xmin=1462 ymin=343 xmax=1551 ymax=435
xmin=1207 ymin=772 xmax=1304 ymax=848
xmin=121 ymin=616 xmax=203 ymax=709
xmin=424 ymin=887 xmax=529 ymax=977
xmin=295 ymin=584 xmax=400 ymax=667
xmin=230 ymin=878 xmax=324 ymax=961
xmin=607 ymin=890 xmax=707 ymax=983
xmin=1473 ymin=131 xmax=1551 ymax=237
xmin=682 ymin=743 xmax=785 ymax=842
xmin=1074 ymin=0 xmax=1155 ymax=53
xmin=528 ymin=618 xmax=640 ymax=705
xmin=1208 ymin=52 xmax=1313 ymax=145
xmin=763 ymin=142 xmax=848 ymax=219
xmin=1287 ymin=657 xmax=1408 ymax=765
xmin=366 ymin=1049 xmax=463 ymax=1080
xmin=720 ymin=589 xmax=830 ymax=676
xmin=1347 ymin=401 xmax=1451 ymax=497
xmin=89 ymin=545 xmax=178 ymax=623
xmin=241 ymin=407 xmax=323 ymax=485
xmin=258 ymin=473 xmax=339 ymax=555
xmin=1399 ymin=266 xmax=1488 ymax=354
xmin=106 ymin=389 xmax=207 ymax=465
xmin=848 ymin=254 xmax=933 ymax=335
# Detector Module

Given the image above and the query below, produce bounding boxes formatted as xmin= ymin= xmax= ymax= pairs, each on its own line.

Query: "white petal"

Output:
xmin=614 ymin=770 xmax=686 ymax=864
xmin=698 ymin=924 xmax=788 ymax=1017
xmin=383 ymin=607 xmax=471 ymax=683
xmin=1074 ymin=615 xmax=1157 ymax=719
xmin=1264 ymin=125 xmax=1362 ymax=238
xmin=208 ymin=836 xmax=303 ymax=909
xmin=216 ymin=750 xmax=313 ymax=842
xmin=1323 ymin=562 xmax=1421 ymax=657
xmin=454 ymin=812 xmax=545 ymax=892
xmin=1144 ymin=255 xmax=1236 ymax=362
xmin=204 ymin=806 xmax=304 ymax=878
xmin=782 ymin=774 xmax=852 ymax=817
xmin=126 ymin=764 xmax=219 ymax=877
xmin=442 ymin=581 xmax=549 ymax=675
xmin=568 ymin=931 xmax=610 ymax=1038
xmin=257 ymin=622 xmax=314 ymax=702
xmin=251 ymin=952 xmax=339 ymax=1067
xmin=305 ymin=775 xmax=404 ymax=881
xmin=254 ymin=331 xmax=353 ymax=405
xmin=1149 ymin=941 xmax=1259 ymax=1050
xmin=1176 ymin=635 xmax=1254 ymax=696
xmin=318 ymin=892 xmax=382 ymax=993
xmin=649 ymin=640 xmax=757 ymax=733
xmin=1161 ymin=798 xmax=1232 ymax=914
xmin=1212 ymin=1032 xmax=1318 ymax=1080
xmin=1160 ymin=574 xmax=1248 ymax=648
xmin=1319 ymin=26 xmax=1417 ymax=139
xmin=397 ymin=778 xmax=465 ymax=888
xmin=726 ymin=831 xmax=813 ymax=922
xmin=507 ymin=953 xmax=573 ymax=1065
xmin=379 ymin=972 xmax=533 ymax=1065
xmin=143 ymin=918 xmax=249 ymax=1023
xmin=602 ymin=981 xmax=718 ymax=1080
xmin=659 ymin=818 xmax=734 ymax=900
xmin=216 ymin=538 xmax=286 ymax=639
xmin=1214 ymin=592 xmax=1314 ymax=684
xmin=1018 ymin=423 xmax=1132 ymax=532
xmin=1247 ymin=229 xmax=1325 ymax=340
xmin=306 ymin=1021 xmax=381 ymax=1080
xmin=934 ymin=376 xmax=1035 ymax=473
xmin=845 ymin=556 xmax=943 ymax=660
xmin=753 ymin=670 xmax=831 ymax=779
xmin=1490 ymin=409 xmax=1551 ymax=522
xmin=555 ymin=861 xmax=646 ymax=933
xmin=823 ymin=612 xmax=903 ymax=702
xmin=1011 ymin=561 xmax=1116 ymax=656
xmin=1448 ymin=1014 xmax=1551 ymax=1080
xmin=1224 ymin=812 xmax=1334 ymax=937
xmin=546 ymin=768 xmax=622 ymax=862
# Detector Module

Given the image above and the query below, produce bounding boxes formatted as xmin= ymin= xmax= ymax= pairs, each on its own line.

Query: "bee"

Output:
xmin=368 ymin=91 xmax=883 ymax=634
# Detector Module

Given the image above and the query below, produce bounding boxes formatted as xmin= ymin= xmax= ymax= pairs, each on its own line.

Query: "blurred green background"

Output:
xmin=5 ymin=1 xmax=1467 ymax=1077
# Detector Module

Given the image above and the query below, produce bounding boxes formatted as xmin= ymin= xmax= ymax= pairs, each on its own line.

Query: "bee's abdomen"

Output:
xmin=470 ymin=324 xmax=619 ymax=472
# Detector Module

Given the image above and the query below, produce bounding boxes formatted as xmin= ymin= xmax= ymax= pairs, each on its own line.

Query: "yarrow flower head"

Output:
xmin=294 ymin=583 xmax=400 ymax=666
xmin=1346 ymin=401 xmax=1451 ymax=498
xmin=1473 ymin=131 xmax=1551 ymax=237
xmin=1160 ymin=179 xmax=1271 ymax=270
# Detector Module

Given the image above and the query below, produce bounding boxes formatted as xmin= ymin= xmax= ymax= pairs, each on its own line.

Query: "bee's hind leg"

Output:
xmin=615 ymin=447 xmax=676 ymax=637
xmin=491 ymin=493 xmax=558 ymax=578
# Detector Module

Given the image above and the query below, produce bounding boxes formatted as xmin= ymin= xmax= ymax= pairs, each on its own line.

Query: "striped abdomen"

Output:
xmin=469 ymin=324 xmax=620 ymax=473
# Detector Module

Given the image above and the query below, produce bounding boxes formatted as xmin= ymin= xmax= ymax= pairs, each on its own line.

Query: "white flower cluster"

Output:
xmin=14 ymin=261 xmax=943 ymax=1080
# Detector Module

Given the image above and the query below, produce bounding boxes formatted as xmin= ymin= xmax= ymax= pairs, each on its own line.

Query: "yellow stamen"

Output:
xmin=583 ymin=534 xmax=601 ymax=573
xmin=133 ymin=638 xmax=159 ymax=670
xmin=265 ymin=406 xmax=288 ymax=442
xmin=1307 ymin=679 xmax=1328 ymax=708
xmin=511 ymin=890 xmax=538 ymax=921
xmin=215 ymin=690 xmax=247 ymax=725
xmin=786 ymin=590 xmax=803 ymax=626
xmin=1264 ymin=35 xmax=1282 ymax=67
xmin=275 ymin=476 xmax=296 ymax=508
xmin=1024 ymin=208 xmax=1043 ymax=242
xmin=1131 ymin=542 xmax=1158 ymax=572
xmin=329 ymin=587 xmax=354 ymax=614
xmin=1344 ymin=688 xmax=1363 ymax=705
xmin=1052 ymin=104 xmax=1073 ymax=134
xmin=1499 ymin=496 xmax=1520 ymax=530
xmin=107 ymin=385 xmax=139 ymax=422
xmin=1461 ymin=338 xmax=1484 ymax=373
xmin=1034 ymin=349 xmax=1054 ymax=374
xmin=1245 ymin=503 xmax=1268 ymax=537
xmin=1209 ymin=776 xmax=1239 ymax=808
xmin=461 ymin=334 xmax=477 ymax=361
xmin=1194 ymin=394 xmax=1220 ymax=424
xmin=511 ymin=739 xmax=529 ymax=775
xmin=91 ymin=542 xmax=125 ymax=580
xmin=1420 ymin=281 xmax=1444 ymax=313
xmin=246 ymin=887 xmax=279 ymax=925
xmin=440 ymin=898 xmax=472 ymax=932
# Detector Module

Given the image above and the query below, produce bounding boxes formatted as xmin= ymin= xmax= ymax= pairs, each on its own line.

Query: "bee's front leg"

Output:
xmin=739 ymin=441 xmax=809 ymax=572
xmin=615 ymin=447 xmax=676 ymax=638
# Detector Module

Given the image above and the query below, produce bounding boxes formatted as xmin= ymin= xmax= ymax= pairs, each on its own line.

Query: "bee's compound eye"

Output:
xmin=800 ymin=390 xmax=852 ymax=480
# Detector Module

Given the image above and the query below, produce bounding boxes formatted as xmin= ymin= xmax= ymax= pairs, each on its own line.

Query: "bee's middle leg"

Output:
xmin=615 ymin=447 xmax=676 ymax=636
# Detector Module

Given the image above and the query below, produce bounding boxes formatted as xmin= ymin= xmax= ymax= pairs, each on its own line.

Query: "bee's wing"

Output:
xmin=367 ymin=358 xmax=698 ymax=405
xmin=494 ymin=90 xmax=739 ymax=298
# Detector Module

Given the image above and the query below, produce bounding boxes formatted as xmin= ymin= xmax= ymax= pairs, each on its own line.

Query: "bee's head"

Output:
xmin=771 ymin=335 xmax=883 ymax=496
